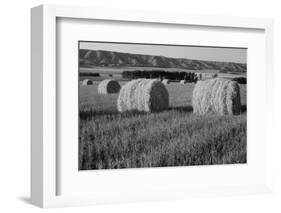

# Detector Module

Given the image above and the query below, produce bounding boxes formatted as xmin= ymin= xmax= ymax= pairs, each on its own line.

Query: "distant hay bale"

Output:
xmin=192 ymin=78 xmax=241 ymax=115
xmin=98 ymin=79 xmax=121 ymax=94
xmin=117 ymin=79 xmax=169 ymax=113
xmin=212 ymin=73 xmax=218 ymax=78
xmin=180 ymin=80 xmax=187 ymax=84
xmin=82 ymin=79 xmax=93 ymax=85
xmin=162 ymin=79 xmax=170 ymax=85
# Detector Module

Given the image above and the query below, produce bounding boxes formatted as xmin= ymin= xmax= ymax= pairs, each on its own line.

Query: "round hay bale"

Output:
xmin=180 ymin=80 xmax=187 ymax=84
xmin=117 ymin=79 xmax=169 ymax=113
xmin=162 ymin=79 xmax=170 ymax=85
xmin=212 ymin=73 xmax=218 ymax=78
xmin=98 ymin=79 xmax=121 ymax=94
xmin=82 ymin=79 xmax=93 ymax=85
xmin=192 ymin=78 xmax=241 ymax=115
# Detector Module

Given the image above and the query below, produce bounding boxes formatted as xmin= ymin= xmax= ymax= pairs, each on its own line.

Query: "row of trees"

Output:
xmin=79 ymin=72 xmax=100 ymax=77
xmin=122 ymin=70 xmax=198 ymax=82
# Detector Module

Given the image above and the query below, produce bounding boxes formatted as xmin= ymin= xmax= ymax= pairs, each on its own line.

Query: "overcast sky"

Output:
xmin=79 ymin=41 xmax=247 ymax=64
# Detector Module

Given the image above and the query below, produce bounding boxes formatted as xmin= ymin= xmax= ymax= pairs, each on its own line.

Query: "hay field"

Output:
xmin=79 ymin=82 xmax=247 ymax=170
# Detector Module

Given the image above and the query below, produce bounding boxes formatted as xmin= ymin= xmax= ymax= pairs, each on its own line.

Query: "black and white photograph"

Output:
xmin=78 ymin=41 xmax=247 ymax=170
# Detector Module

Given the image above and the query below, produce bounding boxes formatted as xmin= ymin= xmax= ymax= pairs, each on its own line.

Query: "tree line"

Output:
xmin=79 ymin=72 xmax=100 ymax=77
xmin=122 ymin=70 xmax=198 ymax=82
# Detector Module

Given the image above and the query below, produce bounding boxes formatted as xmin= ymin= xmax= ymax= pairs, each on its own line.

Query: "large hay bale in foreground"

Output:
xmin=192 ymin=78 xmax=241 ymax=115
xmin=82 ymin=79 xmax=93 ymax=85
xmin=98 ymin=79 xmax=121 ymax=94
xmin=117 ymin=79 xmax=169 ymax=113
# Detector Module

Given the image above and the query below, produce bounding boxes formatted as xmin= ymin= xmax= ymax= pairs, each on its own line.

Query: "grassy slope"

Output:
xmin=79 ymin=82 xmax=247 ymax=170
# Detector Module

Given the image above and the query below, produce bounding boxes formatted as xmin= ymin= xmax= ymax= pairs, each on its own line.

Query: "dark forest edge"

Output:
xmin=79 ymin=70 xmax=246 ymax=84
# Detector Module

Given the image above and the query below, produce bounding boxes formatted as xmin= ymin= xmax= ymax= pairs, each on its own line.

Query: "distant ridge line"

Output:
xmin=79 ymin=49 xmax=247 ymax=73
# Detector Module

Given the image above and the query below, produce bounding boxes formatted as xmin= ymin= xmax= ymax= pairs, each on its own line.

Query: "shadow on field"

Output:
xmin=80 ymin=109 xmax=119 ymax=120
xmin=80 ymin=106 xmax=195 ymax=120
xmin=241 ymin=105 xmax=247 ymax=113
xmin=80 ymin=108 xmax=149 ymax=120
xmin=168 ymin=105 xmax=193 ymax=113
xmin=80 ymin=104 xmax=246 ymax=121
xmin=80 ymin=105 xmax=194 ymax=119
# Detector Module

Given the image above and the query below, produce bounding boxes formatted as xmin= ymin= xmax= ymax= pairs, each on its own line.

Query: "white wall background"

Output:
xmin=0 ymin=0 xmax=281 ymax=212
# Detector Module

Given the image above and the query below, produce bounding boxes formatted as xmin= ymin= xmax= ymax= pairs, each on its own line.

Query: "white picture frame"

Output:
xmin=31 ymin=4 xmax=274 ymax=208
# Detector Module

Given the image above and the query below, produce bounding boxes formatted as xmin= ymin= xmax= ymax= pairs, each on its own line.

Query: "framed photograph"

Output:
xmin=31 ymin=4 xmax=274 ymax=208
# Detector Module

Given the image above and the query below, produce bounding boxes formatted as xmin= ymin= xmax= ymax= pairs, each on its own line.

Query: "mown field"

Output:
xmin=79 ymin=82 xmax=247 ymax=170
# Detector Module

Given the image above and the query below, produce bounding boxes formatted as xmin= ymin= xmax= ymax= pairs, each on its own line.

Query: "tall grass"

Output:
xmin=79 ymin=83 xmax=247 ymax=170
xmin=79 ymin=109 xmax=246 ymax=170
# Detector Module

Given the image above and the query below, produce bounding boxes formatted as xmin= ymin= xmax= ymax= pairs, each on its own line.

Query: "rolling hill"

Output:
xmin=79 ymin=49 xmax=247 ymax=73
